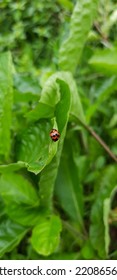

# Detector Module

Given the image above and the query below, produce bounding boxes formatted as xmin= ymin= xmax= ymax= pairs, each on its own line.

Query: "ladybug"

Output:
xmin=50 ymin=129 xmax=60 ymax=142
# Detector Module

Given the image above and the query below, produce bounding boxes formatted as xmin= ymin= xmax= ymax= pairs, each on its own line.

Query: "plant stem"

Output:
xmin=62 ymin=220 xmax=87 ymax=241
xmin=71 ymin=113 xmax=117 ymax=163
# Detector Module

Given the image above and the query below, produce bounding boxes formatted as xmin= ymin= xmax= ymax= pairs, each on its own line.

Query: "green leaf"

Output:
xmin=103 ymin=186 xmax=117 ymax=256
xmin=1 ymin=71 xmax=85 ymax=175
xmin=55 ymin=78 xmax=71 ymax=132
xmin=26 ymin=71 xmax=86 ymax=126
xmin=90 ymin=165 xmax=117 ymax=259
xmin=37 ymin=74 xmax=86 ymax=212
xmin=81 ymin=240 xmax=96 ymax=260
xmin=17 ymin=121 xmax=50 ymax=163
xmin=17 ymin=120 xmax=57 ymax=174
xmin=89 ymin=48 xmax=117 ymax=75
xmin=39 ymin=78 xmax=71 ymax=212
xmin=39 ymin=146 xmax=62 ymax=213
xmin=59 ymin=0 xmax=98 ymax=73
xmin=49 ymin=252 xmax=79 ymax=260
xmin=39 ymin=75 xmax=60 ymax=107
xmin=5 ymin=202 xmax=40 ymax=226
xmin=0 ymin=217 xmax=28 ymax=257
xmin=55 ymin=134 xmax=84 ymax=229
xmin=103 ymin=198 xmax=110 ymax=256
xmin=0 ymin=161 xmax=28 ymax=173
xmin=0 ymin=51 xmax=13 ymax=159
xmin=57 ymin=0 xmax=73 ymax=11
xmin=0 ymin=172 xmax=39 ymax=206
xmin=25 ymin=103 xmax=54 ymax=122
xmin=14 ymin=73 xmax=41 ymax=103
xmin=31 ymin=215 xmax=62 ymax=256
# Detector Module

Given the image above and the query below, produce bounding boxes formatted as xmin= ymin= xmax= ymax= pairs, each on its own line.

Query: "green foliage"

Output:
xmin=0 ymin=0 xmax=117 ymax=260
xmin=39 ymin=78 xmax=71 ymax=212
xmin=90 ymin=166 xmax=117 ymax=259
xmin=0 ymin=0 xmax=62 ymax=70
xmin=0 ymin=172 xmax=39 ymax=205
xmin=17 ymin=120 xmax=56 ymax=174
xmin=0 ymin=217 xmax=28 ymax=257
xmin=89 ymin=48 xmax=117 ymax=75
xmin=31 ymin=215 xmax=62 ymax=256
xmin=86 ymin=76 xmax=117 ymax=123
xmin=0 ymin=52 xmax=13 ymax=160
xmin=55 ymin=134 xmax=84 ymax=229
xmin=59 ymin=0 xmax=98 ymax=73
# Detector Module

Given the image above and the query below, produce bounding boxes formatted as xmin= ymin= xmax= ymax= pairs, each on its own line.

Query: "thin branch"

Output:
xmin=94 ymin=21 xmax=112 ymax=48
xmin=71 ymin=113 xmax=117 ymax=163
xmin=62 ymin=220 xmax=87 ymax=240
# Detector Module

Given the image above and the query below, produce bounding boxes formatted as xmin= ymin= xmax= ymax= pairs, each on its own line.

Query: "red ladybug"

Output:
xmin=50 ymin=129 xmax=60 ymax=142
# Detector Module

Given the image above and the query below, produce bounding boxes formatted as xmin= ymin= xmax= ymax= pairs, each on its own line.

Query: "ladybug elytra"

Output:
xmin=50 ymin=129 xmax=60 ymax=142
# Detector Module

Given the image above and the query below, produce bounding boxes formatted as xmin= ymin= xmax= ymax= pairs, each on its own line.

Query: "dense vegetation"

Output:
xmin=0 ymin=0 xmax=117 ymax=260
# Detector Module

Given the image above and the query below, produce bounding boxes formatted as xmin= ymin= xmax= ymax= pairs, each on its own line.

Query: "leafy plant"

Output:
xmin=0 ymin=0 xmax=117 ymax=260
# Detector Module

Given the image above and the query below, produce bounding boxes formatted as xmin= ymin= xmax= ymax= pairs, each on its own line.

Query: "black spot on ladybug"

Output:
xmin=50 ymin=129 xmax=60 ymax=142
